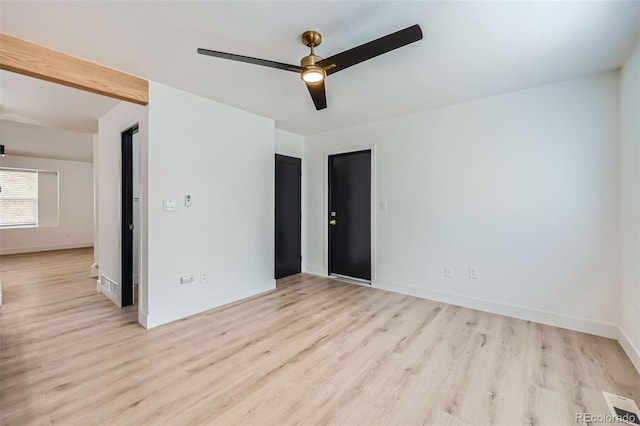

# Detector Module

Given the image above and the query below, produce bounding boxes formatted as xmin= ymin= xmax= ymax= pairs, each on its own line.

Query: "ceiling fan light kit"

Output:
xmin=198 ymin=24 xmax=423 ymax=110
xmin=301 ymin=66 xmax=325 ymax=83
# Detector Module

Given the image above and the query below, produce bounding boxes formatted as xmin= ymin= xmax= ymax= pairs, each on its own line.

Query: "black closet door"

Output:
xmin=275 ymin=154 xmax=301 ymax=279
xmin=328 ymin=150 xmax=371 ymax=281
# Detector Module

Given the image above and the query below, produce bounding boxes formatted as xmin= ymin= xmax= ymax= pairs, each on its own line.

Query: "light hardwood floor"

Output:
xmin=1 ymin=248 xmax=638 ymax=425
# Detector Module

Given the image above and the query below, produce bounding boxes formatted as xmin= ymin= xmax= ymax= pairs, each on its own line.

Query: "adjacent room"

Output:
xmin=1 ymin=1 xmax=639 ymax=425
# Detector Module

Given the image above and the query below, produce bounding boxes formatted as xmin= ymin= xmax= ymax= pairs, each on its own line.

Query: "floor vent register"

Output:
xmin=602 ymin=391 xmax=640 ymax=426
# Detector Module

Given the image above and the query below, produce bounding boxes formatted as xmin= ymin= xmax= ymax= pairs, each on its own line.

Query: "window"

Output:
xmin=0 ymin=168 xmax=38 ymax=227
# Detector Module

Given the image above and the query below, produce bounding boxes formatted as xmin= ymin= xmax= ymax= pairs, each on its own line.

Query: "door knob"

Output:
xmin=329 ymin=220 xmax=337 ymax=225
xmin=129 ymin=223 xmax=134 ymax=231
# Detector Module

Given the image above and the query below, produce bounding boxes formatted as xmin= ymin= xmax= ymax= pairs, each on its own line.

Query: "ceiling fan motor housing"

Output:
xmin=300 ymin=31 xmax=325 ymax=83
xmin=301 ymin=53 xmax=322 ymax=67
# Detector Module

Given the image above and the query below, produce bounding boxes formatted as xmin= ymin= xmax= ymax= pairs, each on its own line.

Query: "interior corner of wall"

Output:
xmin=618 ymin=326 xmax=640 ymax=374
xmin=303 ymin=264 xmax=326 ymax=277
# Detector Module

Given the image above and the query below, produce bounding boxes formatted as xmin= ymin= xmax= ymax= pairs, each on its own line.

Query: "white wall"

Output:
xmin=144 ymin=82 xmax=275 ymax=328
xmin=97 ymin=102 xmax=148 ymax=308
xmin=0 ymin=155 xmax=93 ymax=254
xmin=0 ymin=119 xmax=93 ymax=162
xmin=304 ymin=72 xmax=620 ymax=337
xmin=275 ymin=129 xmax=304 ymax=158
xmin=619 ymin=40 xmax=640 ymax=371
xmin=275 ymin=128 xmax=305 ymax=263
xmin=37 ymin=170 xmax=59 ymax=227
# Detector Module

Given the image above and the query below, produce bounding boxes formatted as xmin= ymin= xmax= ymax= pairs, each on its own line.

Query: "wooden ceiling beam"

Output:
xmin=0 ymin=33 xmax=148 ymax=105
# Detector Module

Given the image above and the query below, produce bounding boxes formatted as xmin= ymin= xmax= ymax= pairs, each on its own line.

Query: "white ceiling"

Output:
xmin=0 ymin=70 xmax=118 ymax=133
xmin=1 ymin=1 xmax=639 ymax=136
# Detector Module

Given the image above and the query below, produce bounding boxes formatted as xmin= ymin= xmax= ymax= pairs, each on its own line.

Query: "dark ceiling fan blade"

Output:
xmin=306 ymin=81 xmax=327 ymax=110
xmin=197 ymin=48 xmax=302 ymax=72
xmin=317 ymin=25 xmax=422 ymax=76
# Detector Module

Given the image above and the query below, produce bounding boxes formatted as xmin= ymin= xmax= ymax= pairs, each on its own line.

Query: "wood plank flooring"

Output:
xmin=1 ymin=248 xmax=639 ymax=425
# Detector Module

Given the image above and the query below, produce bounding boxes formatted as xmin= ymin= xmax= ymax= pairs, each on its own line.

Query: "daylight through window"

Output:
xmin=0 ymin=168 xmax=38 ymax=227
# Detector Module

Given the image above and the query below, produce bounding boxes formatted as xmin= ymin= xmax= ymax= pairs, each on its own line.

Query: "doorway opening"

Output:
xmin=328 ymin=149 xmax=372 ymax=283
xmin=121 ymin=125 xmax=140 ymax=306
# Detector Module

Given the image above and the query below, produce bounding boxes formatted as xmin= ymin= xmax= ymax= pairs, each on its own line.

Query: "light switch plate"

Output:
xmin=380 ymin=200 xmax=388 ymax=211
xmin=444 ymin=266 xmax=454 ymax=278
xmin=163 ymin=199 xmax=177 ymax=212
xmin=180 ymin=274 xmax=194 ymax=284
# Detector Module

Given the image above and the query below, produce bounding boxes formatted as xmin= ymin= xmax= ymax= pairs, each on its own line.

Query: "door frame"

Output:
xmin=121 ymin=125 xmax=138 ymax=307
xmin=323 ymin=144 xmax=377 ymax=284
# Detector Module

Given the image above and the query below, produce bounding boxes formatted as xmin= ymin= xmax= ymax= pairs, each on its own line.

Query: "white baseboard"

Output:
xmin=144 ymin=282 xmax=276 ymax=329
xmin=271 ymin=271 xmax=640 ymax=374
xmin=617 ymin=327 xmax=640 ymax=374
xmin=0 ymin=242 xmax=93 ymax=255
xmin=303 ymin=264 xmax=326 ymax=276
xmin=373 ymin=279 xmax=619 ymax=339
xmin=138 ymin=311 xmax=148 ymax=328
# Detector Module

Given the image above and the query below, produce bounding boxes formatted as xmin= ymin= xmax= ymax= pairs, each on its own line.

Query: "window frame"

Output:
xmin=0 ymin=167 xmax=39 ymax=229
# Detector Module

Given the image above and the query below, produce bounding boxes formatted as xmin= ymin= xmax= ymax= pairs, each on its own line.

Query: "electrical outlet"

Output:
xmin=469 ymin=266 xmax=478 ymax=279
xmin=180 ymin=274 xmax=194 ymax=285
xmin=444 ymin=266 xmax=454 ymax=278
xmin=200 ymin=272 xmax=208 ymax=283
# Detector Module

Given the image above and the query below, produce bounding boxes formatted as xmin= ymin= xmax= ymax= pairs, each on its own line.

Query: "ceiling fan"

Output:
xmin=197 ymin=24 xmax=423 ymax=111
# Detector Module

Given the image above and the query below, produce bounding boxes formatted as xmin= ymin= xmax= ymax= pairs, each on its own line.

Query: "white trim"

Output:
xmin=617 ymin=327 xmax=640 ymax=374
xmin=374 ymin=278 xmax=619 ymax=339
xmin=0 ymin=165 xmax=57 ymax=173
xmin=297 ymin=271 xmax=639 ymax=373
xmin=330 ymin=273 xmax=371 ymax=286
xmin=0 ymin=224 xmax=38 ymax=230
xmin=323 ymin=145 xmax=377 ymax=281
xmin=89 ymin=262 xmax=99 ymax=278
xmin=138 ymin=311 xmax=148 ymax=328
xmin=144 ymin=283 xmax=275 ymax=329
xmin=0 ymin=243 xmax=93 ymax=255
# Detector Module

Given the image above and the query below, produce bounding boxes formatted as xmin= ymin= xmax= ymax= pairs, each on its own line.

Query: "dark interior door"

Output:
xmin=121 ymin=126 xmax=137 ymax=306
xmin=328 ymin=150 xmax=371 ymax=281
xmin=275 ymin=154 xmax=301 ymax=279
